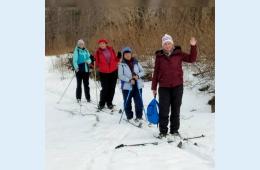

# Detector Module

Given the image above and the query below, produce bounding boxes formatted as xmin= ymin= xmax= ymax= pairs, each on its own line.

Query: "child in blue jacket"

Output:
xmin=118 ymin=47 xmax=145 ymax=124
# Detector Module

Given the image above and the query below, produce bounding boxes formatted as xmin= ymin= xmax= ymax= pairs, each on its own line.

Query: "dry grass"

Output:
xmin=46 ymin=7 xmax=214 ymax=58
xmin=46 ymin=4 xmax=215 ymax=92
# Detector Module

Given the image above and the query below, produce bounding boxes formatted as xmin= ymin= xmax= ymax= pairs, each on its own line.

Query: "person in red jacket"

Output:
xmin=94 ymin=39 xmax=122 ymax=110
xmin=151 ymin=34 xmax=197 ymax=138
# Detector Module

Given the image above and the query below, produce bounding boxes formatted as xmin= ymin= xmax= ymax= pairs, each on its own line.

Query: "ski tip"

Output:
xmin=177 ymin=141 xmax=183 ymax=148
xmin=153 ymin=142 xmax=159 ymax=145
xmin=115 ymin=144 xmax=124 ymax=149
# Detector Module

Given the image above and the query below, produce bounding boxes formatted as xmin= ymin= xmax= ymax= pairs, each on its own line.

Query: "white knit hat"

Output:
xmin=162 ymin=34 xmax=173 ymax=45
xmin=77 ymin=39 xmax=85 ymax=46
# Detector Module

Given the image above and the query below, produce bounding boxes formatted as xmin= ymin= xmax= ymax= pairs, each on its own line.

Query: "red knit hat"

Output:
xmin=97 ymin=39 xmax=108 ymax=44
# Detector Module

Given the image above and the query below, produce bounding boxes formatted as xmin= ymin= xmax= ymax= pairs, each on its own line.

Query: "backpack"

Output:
xmin=146 ymin=98 xmax=159 ymax=124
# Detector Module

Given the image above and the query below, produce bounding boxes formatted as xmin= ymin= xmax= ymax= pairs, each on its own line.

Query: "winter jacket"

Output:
xmin=151 ymin=45 xmax=197 ymax=90
xmin=94 ymin=46 xmax=120 ymax=73
xmin=118 ymin=58 xmax=145 ymax=90
xmin=73 ymin=47 xmax=92 ymax=72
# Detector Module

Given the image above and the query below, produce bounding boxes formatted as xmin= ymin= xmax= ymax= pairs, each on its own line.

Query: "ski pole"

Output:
xmin=136 ymin=81 xmax=148 ymax=121
xmin=57 ymin=74 xmax=76 ymax=104
xmin=93 ymin=59 xmax=99 ymax=106
xmin=137 ymin=88 xmax=148 ymax=121
xmin=183 ymin=134 xmax=205 ymax=141
xmin=115 ymin=142 xmax=158 ymax=149
xmin=119 ymin=89 xmax=132 ymax=124
xmin=177 ymin=134 xmax=205 ymax=148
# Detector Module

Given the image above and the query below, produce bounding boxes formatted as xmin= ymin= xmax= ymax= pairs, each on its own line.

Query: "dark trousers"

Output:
xmin=76 ymin=71 xmax=90 ymax=100
xmin=122 ymin=85 xmax=143 ymax=120
xmin=158 ymin=85 xmax=183 ymax=134
xmin=99 ymin=70 xmax=118 ymax=107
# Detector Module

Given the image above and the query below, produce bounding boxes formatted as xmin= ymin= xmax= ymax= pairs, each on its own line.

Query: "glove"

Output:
xmin=90 ymin=54 xmax=95 ymax=61
xmin=130 ymin=79 xmax=135 ymax=85
xmin=132 ymin=75 xmax=139 ymax=80
xmin=89 ymin=64 xmax=94 ymax=69
xmin=117 ymin=51 xmax=122 ymax=59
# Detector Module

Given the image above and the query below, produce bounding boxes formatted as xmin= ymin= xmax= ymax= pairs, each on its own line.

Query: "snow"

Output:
xmin=45 ymin=56 xmax=214 ymax=170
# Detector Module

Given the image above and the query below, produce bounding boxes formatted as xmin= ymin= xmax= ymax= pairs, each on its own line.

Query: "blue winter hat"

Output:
xmin=121 ymin=47 xmax=132 ymax=54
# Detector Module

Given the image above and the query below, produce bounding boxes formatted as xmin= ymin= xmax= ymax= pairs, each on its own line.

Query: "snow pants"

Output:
xmin=158 ymin=85 xmax=183 ymax=134
xmin=99 ymin=70 xmax=118 ymax=107
xmin=122 ymin=85 xmax=143 ymax=120
xmin=76 ymin=71 xmax=90 ymax=100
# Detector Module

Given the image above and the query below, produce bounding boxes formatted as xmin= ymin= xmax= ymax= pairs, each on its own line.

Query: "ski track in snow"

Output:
xmin=45 ymin=57 xmax=214 ymax=170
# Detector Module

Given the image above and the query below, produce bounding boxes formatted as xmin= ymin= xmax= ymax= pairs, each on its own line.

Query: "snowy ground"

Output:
xmin=45 ymin=57 xmax=214 ymax=170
